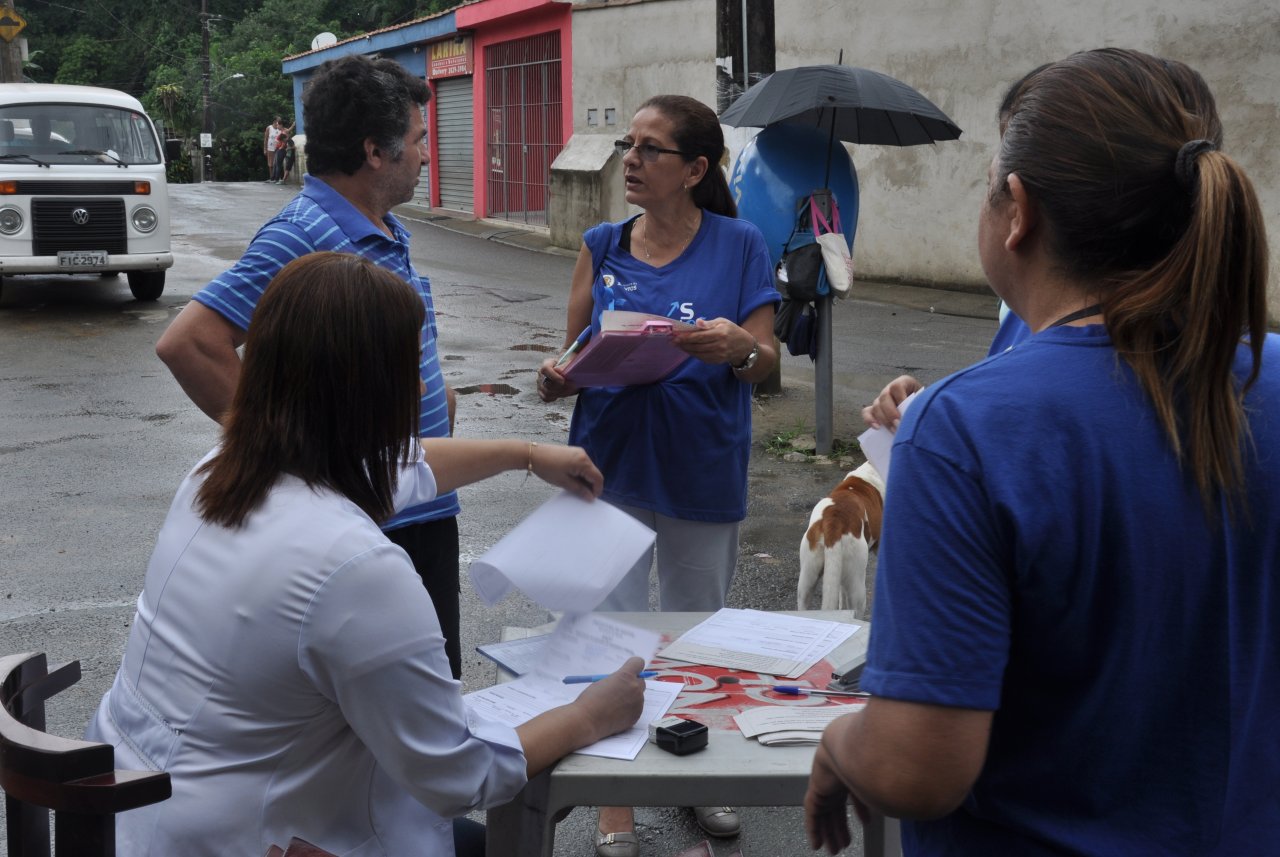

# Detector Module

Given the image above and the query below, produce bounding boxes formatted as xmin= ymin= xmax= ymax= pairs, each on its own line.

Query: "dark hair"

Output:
xmin=998 ymin=48 xmax=1269 ymax=512
xmin=638 ymin=94 xmax=737 ymax=218
xmin=302 ymin=54 xmax=430 ymax=176
xmin=195 ymin=252 xmax=425 ymax=528
xmin=996 ymin=63 xmax=1051 ymax=131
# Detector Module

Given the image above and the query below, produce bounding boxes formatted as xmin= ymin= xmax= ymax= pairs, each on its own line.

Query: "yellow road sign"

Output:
xmin=0 ymin=9 xmax=27 ymax=44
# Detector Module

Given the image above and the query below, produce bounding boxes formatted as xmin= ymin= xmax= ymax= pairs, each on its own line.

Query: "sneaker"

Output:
xmin=692 ymin=806 xmax=740 ymax=837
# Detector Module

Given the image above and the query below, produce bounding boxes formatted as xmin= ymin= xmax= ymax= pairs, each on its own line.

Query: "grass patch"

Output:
xmin=764 ymin=422 xmax=863 ymax=460
xmin=764 ymin=421 xmax=811 ymax=456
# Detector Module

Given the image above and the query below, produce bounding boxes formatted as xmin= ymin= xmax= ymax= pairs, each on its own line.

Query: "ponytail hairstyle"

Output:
xmin=997 ymin=48 xmax=1268 ymax=515
xmin=639 ymin=94 xmax=737 ymax=218
xmin=196 ymin=252 xmax=425 ymax=528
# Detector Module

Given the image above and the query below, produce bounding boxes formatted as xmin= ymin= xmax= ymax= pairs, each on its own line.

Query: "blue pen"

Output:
xmin=554 ymin=326 xmax=593 ymax=368
xmin=563 ymin=671 xmax=659 ymax=684
xmin=772 ymin=686 xmax=869 ymax=698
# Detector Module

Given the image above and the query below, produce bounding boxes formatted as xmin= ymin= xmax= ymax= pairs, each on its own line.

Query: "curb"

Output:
xmin=393 ymin=203 xmax=999 ymax=320
xmin=393 ymin=203 xmax=578 ymax=259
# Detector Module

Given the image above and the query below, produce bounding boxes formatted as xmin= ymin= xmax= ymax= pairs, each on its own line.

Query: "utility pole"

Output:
xmin=200 ymin=0 xmax=211 ymax=182
xmin=0 ymin=0 xmax=26 ymax=83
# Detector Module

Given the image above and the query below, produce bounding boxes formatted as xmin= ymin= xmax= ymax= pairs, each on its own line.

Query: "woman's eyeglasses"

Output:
xmin=614 ymin=140 xmax=689 ymax=162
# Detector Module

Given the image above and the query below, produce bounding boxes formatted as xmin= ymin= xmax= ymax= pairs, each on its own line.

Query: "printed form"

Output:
xmin=464 ymin=613 xmax=680 ymax=760
xmin=659 ymin=608 xmax=860 ymax=678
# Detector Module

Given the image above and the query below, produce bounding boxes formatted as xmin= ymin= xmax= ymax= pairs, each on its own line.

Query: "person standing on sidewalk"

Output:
xmin=538 ymin=94 xmax=779 ymax=857
xmin=262 ymin=116 xmax=281 ymax=180
xmin=270 ymin=118 xmax=295 ymax=183
xmin=806 ymin=48 xmax=1277 ymax=856
xmin=280 ymin=135 xmax=296 ymax=184
xmin=157 ymin=54 xmax=471 ymax=681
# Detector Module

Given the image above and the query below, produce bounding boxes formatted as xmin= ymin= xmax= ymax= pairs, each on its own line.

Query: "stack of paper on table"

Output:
xmin=733 ymin=702 xmax=865 ymax=745
xmin=658 ymin=608 xmax=859 ymax=679
xmin=464 ymin=613 xmax=680 ymax=760
xmin=562 ymin=310 xmax=696 ymax=387
xmin=476 ymin=633 xmax=550 ymax=677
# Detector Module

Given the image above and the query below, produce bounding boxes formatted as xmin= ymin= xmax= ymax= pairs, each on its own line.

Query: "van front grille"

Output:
xmin=31 ymin=198 xmax=127 ymax=255
xmin=17 ymin=180 xmax=143 ymax=195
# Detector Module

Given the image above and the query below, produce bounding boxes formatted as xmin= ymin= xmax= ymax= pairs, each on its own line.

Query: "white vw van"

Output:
xmin=0 ymin=83 xmax=173 ymax=300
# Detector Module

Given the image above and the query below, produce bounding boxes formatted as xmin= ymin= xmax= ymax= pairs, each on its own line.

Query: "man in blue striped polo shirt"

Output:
xmin=156 ymin=55 xmax=467 ymax=678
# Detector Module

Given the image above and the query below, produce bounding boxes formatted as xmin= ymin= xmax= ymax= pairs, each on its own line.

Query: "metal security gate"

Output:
xmin=484 ymin=32 xmax=563 ymax=225
xmin=413 ymin=102 xmax=431 ymax=206
xmin=435 ymin=75 xmax=474 ymax=212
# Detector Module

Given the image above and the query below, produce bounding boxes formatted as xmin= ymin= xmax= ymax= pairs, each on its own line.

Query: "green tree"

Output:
xmin=52 ymin=35 xmax=111 ymax=85
xmin=21 ymin=0 xmax=464 ymax=180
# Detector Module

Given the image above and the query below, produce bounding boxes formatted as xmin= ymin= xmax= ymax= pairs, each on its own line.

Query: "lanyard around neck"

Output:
xmin=1048 ymin=303 xmax=1103 ymax=328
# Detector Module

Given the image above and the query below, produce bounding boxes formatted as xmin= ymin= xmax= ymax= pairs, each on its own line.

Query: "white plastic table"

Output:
xmin=483 ymin=610 xmax=901 ymax=857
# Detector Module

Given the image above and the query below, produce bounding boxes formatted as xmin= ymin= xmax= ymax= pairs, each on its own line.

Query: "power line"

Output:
xmin=25 ymin=0 xmax=202 ymax=68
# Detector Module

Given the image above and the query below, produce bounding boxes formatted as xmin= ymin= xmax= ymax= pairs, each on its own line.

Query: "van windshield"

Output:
xmin=0 ymin=102 xmax=161 ymax=165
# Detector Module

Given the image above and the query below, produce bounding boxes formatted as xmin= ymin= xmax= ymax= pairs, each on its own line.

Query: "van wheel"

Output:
xmin=127 ymin=270 xmax=165 ymax=301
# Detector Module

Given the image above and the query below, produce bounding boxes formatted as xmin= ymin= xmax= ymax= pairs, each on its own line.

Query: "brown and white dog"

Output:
xmin=798 ymin=461 xmax=886 ymax=617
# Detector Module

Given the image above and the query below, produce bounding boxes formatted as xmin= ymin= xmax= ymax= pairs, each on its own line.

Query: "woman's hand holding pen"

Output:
xmin=536 ymin=357 xmax=580 ymax=403
xmin=537 ymin=326 xmax=591 ymax=403
xmin=674 ymin=317 xmax=753 ymax=366
xmin=572 ymin=657 xmax=648 ymax=743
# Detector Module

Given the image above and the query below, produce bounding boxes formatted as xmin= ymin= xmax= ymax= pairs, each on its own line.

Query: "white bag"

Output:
xmin=810 ymin=195 xmax=854 ymax=298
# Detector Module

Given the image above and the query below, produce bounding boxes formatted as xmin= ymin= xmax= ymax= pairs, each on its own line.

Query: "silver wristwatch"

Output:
xmin=733 ymin=339 xmax=760 ymax=372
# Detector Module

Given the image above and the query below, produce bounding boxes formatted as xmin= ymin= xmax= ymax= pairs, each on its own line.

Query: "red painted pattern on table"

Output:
xmin=647 ymin=635 xmax=864 ymax=732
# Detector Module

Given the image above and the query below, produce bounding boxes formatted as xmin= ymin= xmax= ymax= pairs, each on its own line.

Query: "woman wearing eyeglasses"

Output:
xmin=537 ymin=95 xmax=779 ymax=856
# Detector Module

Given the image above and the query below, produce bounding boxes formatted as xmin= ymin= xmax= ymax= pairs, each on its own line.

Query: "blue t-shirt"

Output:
xmin=865 ymin=325 xmax=1280 ymax=855
xmin=568 ymin=212 xmax=779 ymax=522
xmin=987 ymin=307 xmax=1029 ymax=355
xmin=194 ymin=175 xmax=458 ymax=529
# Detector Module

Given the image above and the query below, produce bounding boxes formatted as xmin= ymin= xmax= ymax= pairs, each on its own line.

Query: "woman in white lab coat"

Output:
xmin=86 ymin=251 xmax=645 ymax=857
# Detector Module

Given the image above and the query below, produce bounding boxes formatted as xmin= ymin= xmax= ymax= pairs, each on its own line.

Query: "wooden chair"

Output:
xmin=0 ymin=652 xmax=171 ymax=856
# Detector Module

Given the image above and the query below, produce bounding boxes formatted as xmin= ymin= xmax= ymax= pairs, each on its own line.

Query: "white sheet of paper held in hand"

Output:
xmin=857 ymin=388 xmax=921 ymax=484
xmin=467 ymin=490 xmax=655 ymax=612
xmin=463 ymin=613 xmax=680 ymax=760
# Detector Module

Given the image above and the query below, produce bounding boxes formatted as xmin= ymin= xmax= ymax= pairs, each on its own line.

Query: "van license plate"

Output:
xmin=57 ymin=250 xmax=109 ymax=268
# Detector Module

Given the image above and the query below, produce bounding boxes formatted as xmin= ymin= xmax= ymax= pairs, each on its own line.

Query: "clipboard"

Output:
xmin=562 ymin=311 xmax=695 ymax=387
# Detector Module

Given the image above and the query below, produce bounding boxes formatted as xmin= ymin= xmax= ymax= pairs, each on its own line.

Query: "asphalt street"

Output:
xmin=0 ymin=180 xmax=997 ymax=855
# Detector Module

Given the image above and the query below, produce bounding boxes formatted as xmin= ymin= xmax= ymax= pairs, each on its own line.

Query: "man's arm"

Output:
xmin=155 ymin=301 xmax=247 ymax=424
xmin=805 ymin=698 xmax=992 ymax=853
xmin=445 ymin=383 xmax=456 ymax=435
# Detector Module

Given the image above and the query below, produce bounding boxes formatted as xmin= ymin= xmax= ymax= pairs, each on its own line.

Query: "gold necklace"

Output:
xmin=641 ymin=213 xmax=698 ymax=261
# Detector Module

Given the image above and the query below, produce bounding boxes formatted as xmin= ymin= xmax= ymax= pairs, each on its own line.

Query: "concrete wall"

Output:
xmin=570 ymin=0 xmax=718 ymax=137
xmin=549 ymin=134 xmax=627 ymax=248
xmin=773 ymin=0 xmax=1280 ymax=311
xmin=561 ymin=0 xmax=1280 ymax=315
xmin=552 ymin=0 xmax=718 ymax=243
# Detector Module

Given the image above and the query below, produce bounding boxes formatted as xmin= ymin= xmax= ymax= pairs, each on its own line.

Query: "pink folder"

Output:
xmin=563 ymin=314 xmax=693 ymax=387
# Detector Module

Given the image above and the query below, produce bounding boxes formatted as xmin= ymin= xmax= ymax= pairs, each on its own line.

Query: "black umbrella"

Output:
xmin=720 ymin=63 xmax=962 ymax=184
